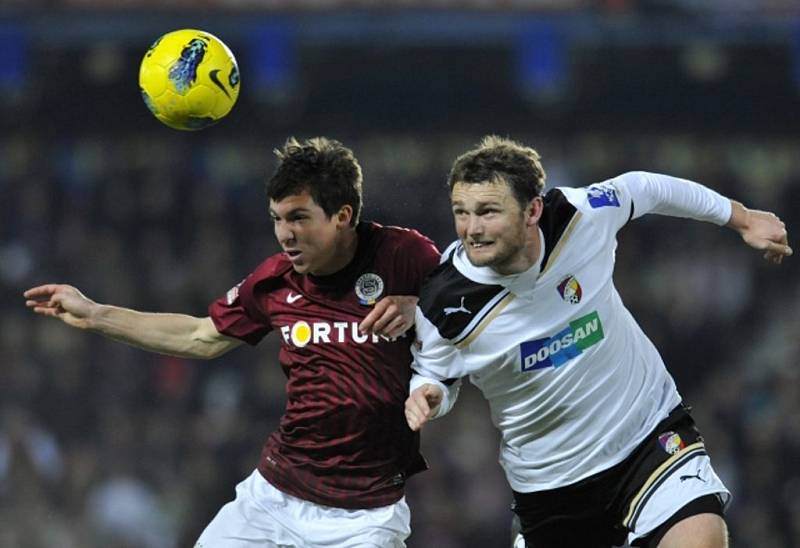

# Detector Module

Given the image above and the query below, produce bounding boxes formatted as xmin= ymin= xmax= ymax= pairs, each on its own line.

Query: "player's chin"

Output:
xmin=289 ymin=262 xmax=311 ymax=274
xmin=466 ymin=248 xmax=496 ymax=266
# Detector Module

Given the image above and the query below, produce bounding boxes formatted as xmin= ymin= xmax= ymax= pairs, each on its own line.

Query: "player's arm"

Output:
xmin=404 ymin=302 xmax=465 ymax=431
xmin=24 ymin=284 xmax=242 ymax=359
xmin=617 ymin=171 xmax=791 ymax=263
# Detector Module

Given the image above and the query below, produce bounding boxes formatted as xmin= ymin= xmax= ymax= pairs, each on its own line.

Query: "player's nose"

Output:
xmin=274 ymin=220 xmax=295 ymax=244
xmin=466 ymin=214 xmax=484 ymax=236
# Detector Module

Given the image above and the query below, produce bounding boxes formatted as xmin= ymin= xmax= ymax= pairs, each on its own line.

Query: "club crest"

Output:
xmin=658 ymin=431 xmax=686 ymax=455
xmin=355 ymin=273 xmax=384 ymax=305
xmin=557 ymin=275 xmax=582 ymax=304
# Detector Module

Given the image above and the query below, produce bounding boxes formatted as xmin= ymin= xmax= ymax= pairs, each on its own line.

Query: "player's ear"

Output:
xmin=526 ymin=196 xmax=544 ymax=227
xmin=335 ymin=205 xmax=354 ymax=227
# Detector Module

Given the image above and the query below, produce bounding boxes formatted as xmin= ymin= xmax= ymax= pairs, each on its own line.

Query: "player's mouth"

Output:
xmin=284 ymin=249 xmax=304 ymax=262
xmin=469 ymin=240 xmax=494 ymax=249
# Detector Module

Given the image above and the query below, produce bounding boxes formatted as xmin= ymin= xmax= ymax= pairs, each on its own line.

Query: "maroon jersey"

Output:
xmin=209 ymin=222 xmax=440 ymax=509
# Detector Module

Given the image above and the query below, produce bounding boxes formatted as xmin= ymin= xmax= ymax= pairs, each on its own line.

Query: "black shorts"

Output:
xmin=511 ymin=404 xmax=725 ymax=548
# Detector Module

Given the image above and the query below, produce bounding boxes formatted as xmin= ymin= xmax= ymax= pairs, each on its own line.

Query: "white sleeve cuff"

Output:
xmin=409 ymin=374 xmax=460 ymax=419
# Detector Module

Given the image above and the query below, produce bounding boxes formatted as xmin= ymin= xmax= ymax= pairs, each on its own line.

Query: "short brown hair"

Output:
xmin=267 ymin=137 xmax=363 ymax=226
xmin=448 ymin=135 xmax=546 ymax=207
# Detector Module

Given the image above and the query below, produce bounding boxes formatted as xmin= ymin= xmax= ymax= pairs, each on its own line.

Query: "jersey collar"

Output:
xmin=452 ymin=226 xmax=546 ymax=296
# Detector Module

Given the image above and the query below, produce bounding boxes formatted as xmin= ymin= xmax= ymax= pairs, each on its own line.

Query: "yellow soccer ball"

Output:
xmin=139 ymin=29 xmax=240 ymax=131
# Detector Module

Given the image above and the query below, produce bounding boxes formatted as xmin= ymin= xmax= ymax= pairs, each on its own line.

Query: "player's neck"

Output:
xmin=312 ymin=227 xmax=359 ymax=276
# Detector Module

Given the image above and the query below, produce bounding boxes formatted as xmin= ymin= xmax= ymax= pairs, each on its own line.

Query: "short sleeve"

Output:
xmin=208 ymin=277 xmax=272 ymax=346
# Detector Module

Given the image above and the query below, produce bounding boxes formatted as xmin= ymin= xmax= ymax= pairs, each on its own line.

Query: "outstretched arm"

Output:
xmin=612 ymin=172 xmax=791 ymax=264
xmin=726 ymin=201 xmax=792 ymax=264
xmin=24 ymin=284 xmax=242 ymax=359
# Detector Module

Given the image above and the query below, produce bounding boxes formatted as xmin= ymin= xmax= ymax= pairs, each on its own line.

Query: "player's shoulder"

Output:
xmin=551 ymin=173 xmax=640 ymax=217
xmin=418 ymin=245 xmax=508 ymax=341
xmin=542 ymin=187 xmax=581 ymax=224
xmin=536 ymin=187 xmax=586 ymax=266
xmin=364 ymin=221 xmax=437 ymax=249
xmin=215 ymin=253 xmax=291 ymax=313
xmin=247 ymin=252 xmax=294 ymax=285
xmin=360 ymin=222 xmax=441 ymax=268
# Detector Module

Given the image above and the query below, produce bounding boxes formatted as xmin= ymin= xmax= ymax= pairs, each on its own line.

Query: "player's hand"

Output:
xmin=728 ymin=202 xmax=792 ymax=264
xmin=405 ymin=383 xmax=443 ymax=432
xmin=737 ymin=208 xmax=791 ymax=264
xmin=358 ymin=295 xmax=418 ymax=339
xmin=23 ymin=284 xmax=98 ymax=329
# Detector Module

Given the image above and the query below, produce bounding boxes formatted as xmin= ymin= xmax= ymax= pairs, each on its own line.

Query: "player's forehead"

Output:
xmin=450 ymin=180 xmax=514 ymax=208
xmin=269 ymin=190 xmax=324 ymax=216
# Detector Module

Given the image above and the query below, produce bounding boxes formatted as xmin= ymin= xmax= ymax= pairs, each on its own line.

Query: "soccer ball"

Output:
xmin=139 ymin=29 xmax=240 ymax=131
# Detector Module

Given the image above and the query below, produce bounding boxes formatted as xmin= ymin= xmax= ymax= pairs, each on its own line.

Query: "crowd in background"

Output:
xmin=1 ymin=129 xmax=798 ymax=547
xmin=1 ymin=3 xmax=799 ymax=545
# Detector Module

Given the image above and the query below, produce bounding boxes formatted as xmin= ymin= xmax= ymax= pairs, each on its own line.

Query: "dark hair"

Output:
xmin=448 ymin=135 xmax=546 ymax=207
xmin=267 ymin=137 xmax=363 ymax=226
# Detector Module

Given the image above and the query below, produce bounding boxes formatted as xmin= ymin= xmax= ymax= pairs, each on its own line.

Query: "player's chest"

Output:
xmin=267 ymin=272 xmax=399 ymax=350
xmin=464 ymin=256 xmax=615 ymax=361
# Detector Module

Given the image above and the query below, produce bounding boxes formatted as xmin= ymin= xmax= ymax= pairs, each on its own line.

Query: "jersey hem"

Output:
xmin=258 ymin=467 xmax=405 ymax=511
xmin=503 ymin=395 xmax=681 ymax=493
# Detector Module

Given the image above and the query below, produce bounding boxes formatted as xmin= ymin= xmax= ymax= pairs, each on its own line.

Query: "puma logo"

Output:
xmin=444 ymin=297 xmax=471 ymax=316
xmin=679 ymin=473 xmax=706 ymax=483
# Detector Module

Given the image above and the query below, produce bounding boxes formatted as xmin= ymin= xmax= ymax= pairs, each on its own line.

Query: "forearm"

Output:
xmin=89 ymin=305 xmax=233 ymax=359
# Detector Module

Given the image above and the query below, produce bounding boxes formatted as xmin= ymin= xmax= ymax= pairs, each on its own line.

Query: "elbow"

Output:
xmin=187 ymin=318 xmax=235 ymax=360
xmin=201 ymin=344 xmax=228 ymax=360
xmin=185 ymin=339 xmax=227 ymax=360
xmin=618 ymin=171 xmax=652 ymax=186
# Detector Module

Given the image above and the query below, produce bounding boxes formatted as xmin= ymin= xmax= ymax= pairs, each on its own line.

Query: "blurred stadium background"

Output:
xmin=2 ymin=2 xmax=799 ymax=547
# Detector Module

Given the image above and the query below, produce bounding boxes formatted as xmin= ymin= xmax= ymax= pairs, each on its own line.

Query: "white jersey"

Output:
xmin=411 ymin=171 xmax=731 ymax=492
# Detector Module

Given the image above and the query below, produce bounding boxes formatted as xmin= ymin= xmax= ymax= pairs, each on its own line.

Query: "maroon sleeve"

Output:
xmin=397 ymin=229 xmax=441 ymax=293
xmin=208 ymin=275 xmax=272 ymax=346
